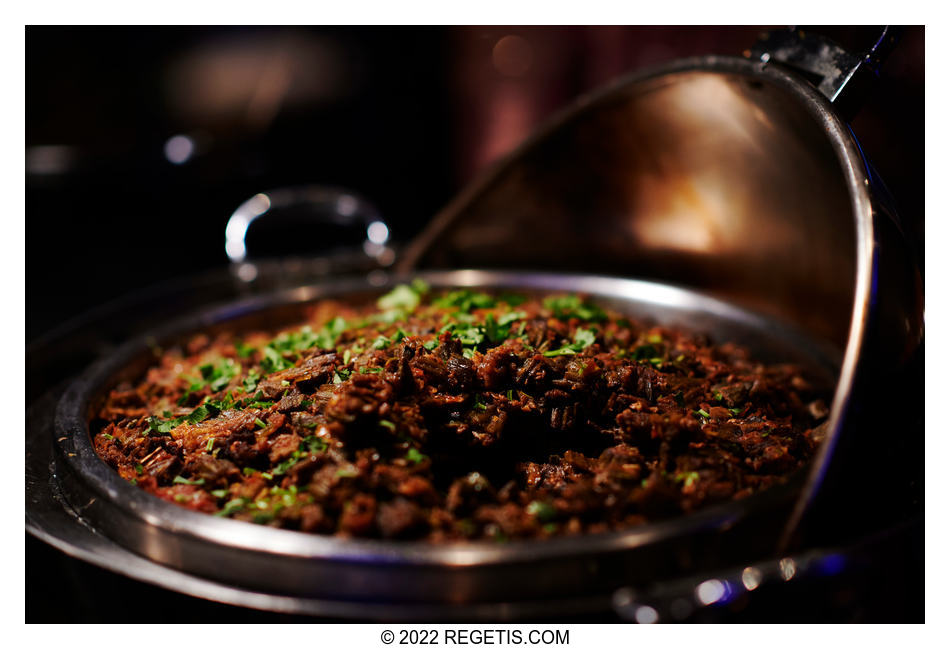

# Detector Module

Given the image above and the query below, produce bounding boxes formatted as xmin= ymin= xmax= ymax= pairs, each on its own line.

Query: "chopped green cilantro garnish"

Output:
xmin=215 ymin=498 xmax=246 ymax=517
xmin=260 ymin=345 xmax=293 ymax=374
xmin=173 ymin=475 xmax=205 ymax=486
xmin=198 ymin=357 xmax=242 ymax=392
xmin=406 ymin=447 xmax=428 ymax=464
xmin=379 ymin=419 xmax=396 ymax=431
xmin=675 ymin=471 xmax=700 ymax=488
xmin=497 ymin=293 xmax=526 ymax=306
xmin=378 ymin=284 xmax=423 ymax=311
xmin=497 ymin=310 xmax=526 ymax=326
xmin=695 ymin=409 xmax=710 ymax=419
xmin=526 ymin=500 xmax=557 ymax=522
xmin=147 ymin=402 xmax=214 ymax=434
xmin=432 ymin=289 xmax=496 ymax=313
xmin=242 ymin=368 xmax=261 ymax=393
xmin=543 ymin=295 xmax=606 ymax=322
xmin=544 ymin=327 xmax=597 ymax=357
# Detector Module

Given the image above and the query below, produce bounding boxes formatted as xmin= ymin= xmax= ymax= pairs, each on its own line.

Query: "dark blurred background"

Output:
xmin=26 ymin=26 xmax=924 ymax=343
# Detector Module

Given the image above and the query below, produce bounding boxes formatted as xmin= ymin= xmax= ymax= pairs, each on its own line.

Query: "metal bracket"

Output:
xmin=748 ymin=27 xmax=902 ymax=122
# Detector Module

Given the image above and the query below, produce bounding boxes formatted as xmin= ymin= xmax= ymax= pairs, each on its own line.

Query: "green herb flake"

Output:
xmin=377 ymin=284 xmax=422 ymax=311
xmin=173 ymin=475 xmax=205 ymax=486
xmin=255 ymin=417 xmax=267 ymax=429
xmin=543 ymin=294 xmax=607 ymax=322
xmin=242 ymin=368 xmax=261 ymax=393
xmin=675 ymin=471 xmax=700 ymax=488
xmin=432 ymin=289 xmax=496 ymax=313
xmin=379 ymin=419 xmax=397 ymax=432
xmin=544 ymin=327 xmax=597 ymax=357
xmin=526 ymin=500 xmax=557 ymax=522
xmin=210 ymin=489 xmax=228 ymax=499
xmin=695 ymin=409 xmax=710 ymax=419
xmin=406 ymin=447 xmax=428 ymax=464
xmin=215 ymin=498 xmax=247 ymax=517
xmin=134 ymin=464 xmax=144 ymax=475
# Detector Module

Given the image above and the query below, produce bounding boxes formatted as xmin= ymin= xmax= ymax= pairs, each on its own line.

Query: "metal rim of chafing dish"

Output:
xmin=50 ymin=269 xmax=840 ymax=613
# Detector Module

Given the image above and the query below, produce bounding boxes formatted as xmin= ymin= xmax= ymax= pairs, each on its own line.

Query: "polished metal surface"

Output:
xmin=45 ymin=270 xmax=836 ymax=616
xmin=226 ymin=185 xmax=394 ymax=285
xmin=398 ymin=55 xmax=923 ymax=550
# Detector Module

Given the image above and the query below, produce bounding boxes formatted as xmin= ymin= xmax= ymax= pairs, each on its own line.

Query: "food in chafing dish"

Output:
xmin=93 ymin=281 xmax=829 ymax=541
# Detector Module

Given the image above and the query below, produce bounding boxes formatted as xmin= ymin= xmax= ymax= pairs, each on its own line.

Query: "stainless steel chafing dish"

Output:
xmin=27 ymin=29 xmax=923 ymax=620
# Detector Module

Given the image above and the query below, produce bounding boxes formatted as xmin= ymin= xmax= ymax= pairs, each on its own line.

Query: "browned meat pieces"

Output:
xmin=258 ymin=352 xmax=336 ymax=398
xmin=92 ymin=286 xmax=827 ymax=542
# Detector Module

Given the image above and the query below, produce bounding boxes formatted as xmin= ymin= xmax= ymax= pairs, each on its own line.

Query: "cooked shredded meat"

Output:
xmin=92 ymin=283 xmax=829 ymax=541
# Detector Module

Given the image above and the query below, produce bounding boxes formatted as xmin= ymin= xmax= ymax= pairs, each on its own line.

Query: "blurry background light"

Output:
xmin=695 ymin=578 xmax=727 ymax=605
xmin=633 ymin=605 xmax=659 ymax=624
xmin=367 ymin=220 xmax=389 ymax=245
xmin=741 ymin=566 xmax=763 ymax=591
xmin=164 ymin=134 xmax=196 ymax=164
xmin=779 ymin=557 xmax=798 ymax=581
xmin=26 ymin=145 xmax=76 ymax=176
xmin=492 ymin=34 xmax=534 ymax=78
